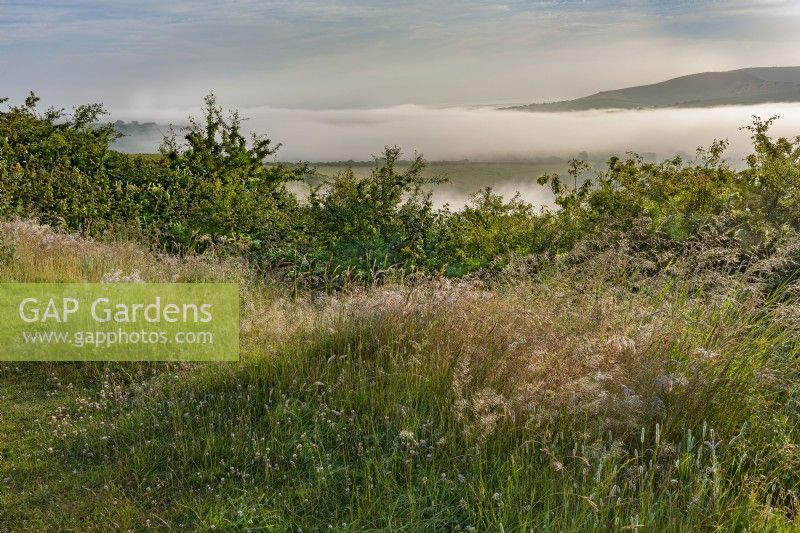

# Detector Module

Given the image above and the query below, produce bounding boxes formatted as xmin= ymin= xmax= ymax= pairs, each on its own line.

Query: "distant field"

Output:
xmin=311 ymin=161 xmax=569 ymax=191
xmin=283 ymin=160 xmax=603 ymax=208
xmin=128 ymin=156 xmax=587 ymax=208
xmin=121 ymin=156 xmax=572 ymax=207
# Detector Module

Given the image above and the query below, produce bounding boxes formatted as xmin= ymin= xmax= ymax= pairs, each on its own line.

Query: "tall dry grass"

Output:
xmin=1 ymin=219 xmax=799 ymax=530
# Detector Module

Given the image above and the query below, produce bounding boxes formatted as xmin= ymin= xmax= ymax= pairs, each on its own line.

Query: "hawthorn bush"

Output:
xmin=2 ymin=93 xmax=799 ymax=285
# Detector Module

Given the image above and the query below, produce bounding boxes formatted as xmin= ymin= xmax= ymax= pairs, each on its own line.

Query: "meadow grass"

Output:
xmin=0 ymin=220 xmax=798 ymax=531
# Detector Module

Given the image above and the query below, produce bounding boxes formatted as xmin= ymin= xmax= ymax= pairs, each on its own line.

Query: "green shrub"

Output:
xmin=427 ymin=188 xmax=554 ymax=276
xmin=2 ymin=93 xmax=799 ymax=284
xmin=302 ymin=147 xmax=442 ymax=281
xmin=159 ymin=93 xmax=307 ymax=254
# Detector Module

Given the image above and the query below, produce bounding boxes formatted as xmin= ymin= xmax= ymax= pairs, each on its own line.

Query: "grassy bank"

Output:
xmin=1 ymin=220 xmax=798 ymax=531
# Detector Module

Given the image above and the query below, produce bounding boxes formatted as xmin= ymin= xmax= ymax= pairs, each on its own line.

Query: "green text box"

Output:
xmin=0 ymin=283 xmax=239 ymax=361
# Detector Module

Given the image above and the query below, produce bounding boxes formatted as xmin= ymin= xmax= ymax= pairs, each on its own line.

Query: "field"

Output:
xmin=1 ymin=219 xmax=799 ymax=531
xmin=2 ymin=94 xmax=800 ymax=531
xmin=286 ymin=160 xmax=581 ymax=209
xmin=126 ymin=154 xmax=614 ymax=209
xmin=8 ymin=0 xmax=800 ymax=529
xmin=115 ymin=158 xmax=568 ymax=209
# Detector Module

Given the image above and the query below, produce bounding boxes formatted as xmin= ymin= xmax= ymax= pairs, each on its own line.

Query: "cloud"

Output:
xmin=2 ymin=0 xmax=800 ymax=110
xmin=112 ymin=102 xmax=800 ymax=207
xmin=115 ymin=102 xmax=800 ymax=163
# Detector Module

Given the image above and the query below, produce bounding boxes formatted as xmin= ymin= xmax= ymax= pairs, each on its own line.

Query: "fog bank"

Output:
xmin=114 ymin=103 xmax=800 ymax=163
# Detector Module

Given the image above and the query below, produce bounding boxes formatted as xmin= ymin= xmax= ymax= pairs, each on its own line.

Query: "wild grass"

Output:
xmin=0 ymin=219 xmax=798 ymax=531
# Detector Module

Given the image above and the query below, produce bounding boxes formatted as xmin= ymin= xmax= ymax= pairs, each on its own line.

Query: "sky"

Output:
xmin=3 ymin=0 xmax=800 ymax=111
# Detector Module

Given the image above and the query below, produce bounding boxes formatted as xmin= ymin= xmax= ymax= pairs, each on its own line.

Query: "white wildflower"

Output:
xmin=606 ymin=335 xmax=636 ymax=355
xmin=398 ymin=430 xmax=416 ymax=442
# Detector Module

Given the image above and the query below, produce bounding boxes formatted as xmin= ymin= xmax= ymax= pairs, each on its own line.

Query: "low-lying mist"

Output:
xmin=114 ymin=103 xmax=800 ymax=208
xmin=116 ymin=103 xmax=800 ymax=162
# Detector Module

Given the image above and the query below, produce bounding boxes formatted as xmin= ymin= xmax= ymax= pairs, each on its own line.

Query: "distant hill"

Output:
xmin=508 ymin=67 xmax=800 ymax=112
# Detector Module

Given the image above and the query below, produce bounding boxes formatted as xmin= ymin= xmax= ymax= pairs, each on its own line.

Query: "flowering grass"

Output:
xmin=0 ymin=220 xmax=798 ymax=531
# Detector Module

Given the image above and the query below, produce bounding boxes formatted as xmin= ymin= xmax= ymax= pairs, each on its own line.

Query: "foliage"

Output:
xmin=0 ymin=92 xmax=306 ymax=255
xmin=429 ymin=188 xmax=553 ymax=276
xmin=302 ymin=147 xmax=442 ymax=280
xmin=159 ymin=94 xmax=307 ymax=252
xmin=1 ymin=222 xmax=799 ymax=530
xmin=3 ymin=92 xmax=800 ymax=529
xmin=0 ymin=92 xmax=119 ymax=232
xmin=535 ymin=123 xmax=800 ymax=279
xmin=2 ymin=94 xmax=800 ymax=285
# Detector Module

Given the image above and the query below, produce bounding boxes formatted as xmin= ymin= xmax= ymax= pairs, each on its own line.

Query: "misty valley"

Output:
xmin=4 ymin=4 xmax=800 ymax=530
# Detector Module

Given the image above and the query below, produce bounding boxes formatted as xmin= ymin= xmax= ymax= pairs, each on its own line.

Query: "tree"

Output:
xmin=158 ymin=93 xmax=309 ymax=253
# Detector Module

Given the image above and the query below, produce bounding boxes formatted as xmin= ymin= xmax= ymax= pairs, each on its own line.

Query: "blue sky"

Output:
xmin=2 ymin=1 xmax=799 ymax=111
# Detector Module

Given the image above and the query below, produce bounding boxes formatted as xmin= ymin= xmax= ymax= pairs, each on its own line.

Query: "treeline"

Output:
xmin=1 ymin=92 xmax=799 ymax=285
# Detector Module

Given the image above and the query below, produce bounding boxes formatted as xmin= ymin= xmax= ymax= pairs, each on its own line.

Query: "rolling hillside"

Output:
xmin=509 ymin=66 xmax=800 ymax=111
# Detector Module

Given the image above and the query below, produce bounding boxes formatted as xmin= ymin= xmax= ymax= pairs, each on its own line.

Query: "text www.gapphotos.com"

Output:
xmin=21 ymin=329 xmax=214 ymax=348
